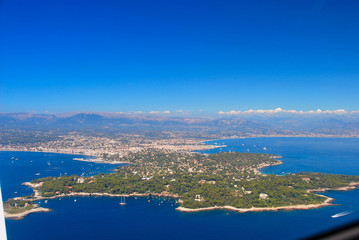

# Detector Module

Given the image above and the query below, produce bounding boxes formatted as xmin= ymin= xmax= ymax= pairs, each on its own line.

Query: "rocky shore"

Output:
xmin=176 ymin=195 xmax=334 ymax=213
xmin=5 ymin=207 xmax=51 ymax=220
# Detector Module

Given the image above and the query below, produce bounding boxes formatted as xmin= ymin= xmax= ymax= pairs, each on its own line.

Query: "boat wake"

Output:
xmin=331 ymin=211 xmax=352 ymax=218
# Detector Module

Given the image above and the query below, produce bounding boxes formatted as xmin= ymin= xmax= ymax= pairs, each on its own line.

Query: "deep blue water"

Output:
xmin=200 ymin=137 xmax=359 ymax=175
xmin=0 ymin=151 xmax=121 ymax=201
xmin=2 ymin=138 xmax=359 ymax=240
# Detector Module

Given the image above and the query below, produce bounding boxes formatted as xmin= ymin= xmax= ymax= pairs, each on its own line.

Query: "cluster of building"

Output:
xmin=0 ymin=134 xmax=219 ymax=162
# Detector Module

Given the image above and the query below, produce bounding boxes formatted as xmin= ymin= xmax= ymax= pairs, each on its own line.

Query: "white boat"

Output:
xmin=331 ymin=211 xmax=352 ymax=218
xmin=119 ymin=196 xmax=127 ymax=205
xmin=35 ymin=173 xmax=40 ymax=176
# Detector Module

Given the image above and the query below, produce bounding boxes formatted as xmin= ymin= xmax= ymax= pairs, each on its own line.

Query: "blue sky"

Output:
xmin=1 ymin=0 xmax=358 ymax=114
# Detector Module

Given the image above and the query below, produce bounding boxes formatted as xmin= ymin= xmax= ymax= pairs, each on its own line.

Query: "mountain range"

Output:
xmin=1 ymin=112 xmax=359 ymax=139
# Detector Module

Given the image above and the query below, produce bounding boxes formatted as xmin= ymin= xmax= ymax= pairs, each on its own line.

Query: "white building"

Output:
xmin=259 ymin=193 xmax=268 ymax=199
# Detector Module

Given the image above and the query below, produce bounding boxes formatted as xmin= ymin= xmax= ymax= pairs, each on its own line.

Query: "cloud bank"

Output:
xmin=218 ymin=108 xmax=358 ymax=115
xmin=149 ymin=110 xmax=171 ymax=114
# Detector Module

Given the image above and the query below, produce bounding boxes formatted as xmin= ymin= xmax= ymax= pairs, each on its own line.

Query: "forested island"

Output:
xmin=5 ymin=150 xmax=359 ymax=217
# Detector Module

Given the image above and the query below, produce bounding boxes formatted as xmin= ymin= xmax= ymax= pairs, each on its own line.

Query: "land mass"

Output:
xmin=3 ymin=199 xmax=51 ymax=220
xmin=5 ymin=150 xmax=359 ymax=218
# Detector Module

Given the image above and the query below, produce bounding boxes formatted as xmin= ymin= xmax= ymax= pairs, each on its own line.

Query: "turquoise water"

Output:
xmin=2 ymin=138 xmax=359 ymax=240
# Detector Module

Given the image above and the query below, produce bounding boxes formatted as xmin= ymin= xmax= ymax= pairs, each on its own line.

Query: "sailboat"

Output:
xmin=119 ymin=195 xmax=127 ymax=205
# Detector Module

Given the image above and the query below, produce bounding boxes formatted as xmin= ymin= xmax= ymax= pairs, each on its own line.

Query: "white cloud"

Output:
xmin=148 ymin=110 xmax=171 ymax=114
xmin=218 ymin=108 xmax=351 ymax=115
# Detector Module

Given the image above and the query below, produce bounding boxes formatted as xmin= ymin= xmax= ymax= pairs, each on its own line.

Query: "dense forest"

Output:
xmin=12 ymin=151 xmax=359 ymax=210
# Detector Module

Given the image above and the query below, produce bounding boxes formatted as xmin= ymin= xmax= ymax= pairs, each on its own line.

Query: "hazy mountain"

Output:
xmin=1 ymin=112 xmax=359 ymax=137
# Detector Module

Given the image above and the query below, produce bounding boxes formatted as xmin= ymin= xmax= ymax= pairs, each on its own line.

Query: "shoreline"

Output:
xmin=199 ymin=135 xmax=359 ymax=145
xmin=4 ymin=140 xmax=359 ymax=218
xmin=21 ymin=182 xmax=181 ymax=201
xmin=25 ymin=191 xmax=180 ymax=201
xmin=0 ymin=141 xmax=223 ymax=165
xmin=19 ymin=182 xmax=359 ymax=215
xmin=19 ymin=189 xmax=338 ymax=215
xmin=308 ymin=182 xmax=359 ymax=193
xmin=72 ymin=157 xmax=129 ymax=165
xmin=176 ymin=183 xmax=359 ymax=213
xmin=176 ymin=195 xmax=334 ymax=213
xmin=5 ymin=207 xmax=51 ymax=220
xmin=0 ymin=149 xmax=127 ymax=165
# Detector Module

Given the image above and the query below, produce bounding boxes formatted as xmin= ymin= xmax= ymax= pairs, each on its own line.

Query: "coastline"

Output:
xmin=0 ymin=149 xmax=127 ymax=165
xmin=199 ymin=135 xmax=359 ymax=145
xmin=5 ymin=207 xmax=51 ymax=220
xmin=22 ymin=182 xmax=181 ymax=201
xmin=4 ymin=140 xmax=359 ymax=218
xmin=0 ymin=141 xmax=223 ymax=165
xmin=308 ymin=182 xmax=359 ymax=193
xmin=176 ymin=195 xmax=334 ymax=213
xmin=256 ymin=160 xmax=283 ymax=171
xmin=72 ymin=157 xmax=129 ymax=165
xmin=176 ymin=182 xmax=359 ymax=213
xmin=8 ymin=187 xmax=351 ymax=217
xmin=20 ymin=181 xmax=359 ymax=215
xmin=25 ymin=191 xmax=180 ymax=201
xmin=18 ymin=189 xmax=337 ymax=215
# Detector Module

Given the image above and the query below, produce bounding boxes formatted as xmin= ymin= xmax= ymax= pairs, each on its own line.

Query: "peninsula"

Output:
xmin=5 ymin=150 xmax=359 ymax=218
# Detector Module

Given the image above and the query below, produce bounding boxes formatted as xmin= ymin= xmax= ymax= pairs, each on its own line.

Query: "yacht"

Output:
xmin=119 ymin=195 xmax=127 ymax=205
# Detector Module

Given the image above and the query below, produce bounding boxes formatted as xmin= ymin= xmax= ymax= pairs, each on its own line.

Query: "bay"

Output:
xmin=2 ymin=137 xmax=359 ymax=240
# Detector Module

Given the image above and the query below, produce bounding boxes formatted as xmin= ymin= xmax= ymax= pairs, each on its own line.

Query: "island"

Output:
xmin=5 ymin=149 xmax=359 ymax=218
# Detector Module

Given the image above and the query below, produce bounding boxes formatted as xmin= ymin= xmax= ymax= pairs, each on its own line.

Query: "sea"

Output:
xmin=2 ymin=137 xmax=359 ymax=240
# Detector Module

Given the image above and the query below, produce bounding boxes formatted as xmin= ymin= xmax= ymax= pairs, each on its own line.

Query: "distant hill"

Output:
xmin=1 ymin=112 xmax=359 ymax=138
